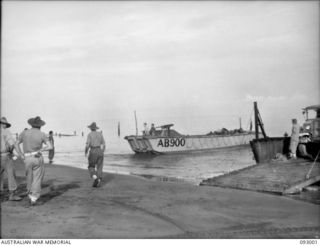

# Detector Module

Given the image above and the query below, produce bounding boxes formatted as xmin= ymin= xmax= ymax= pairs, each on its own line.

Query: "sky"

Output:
xmin=1 ymin=1 xmax=319 ymax=139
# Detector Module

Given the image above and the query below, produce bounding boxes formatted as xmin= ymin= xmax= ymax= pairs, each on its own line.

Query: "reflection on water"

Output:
xmin=43 ymin=135 xmax=256 ymax=185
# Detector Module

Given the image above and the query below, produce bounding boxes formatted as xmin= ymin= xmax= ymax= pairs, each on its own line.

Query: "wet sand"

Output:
xmin=1 ymin=160 xmax=319 ymax=239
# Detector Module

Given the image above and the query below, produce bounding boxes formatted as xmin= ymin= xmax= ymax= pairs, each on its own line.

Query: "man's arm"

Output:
xmin=15 ymin=131 xmax=25 ymax=159
xmin=42 ymin=141 xmax=53 ymax=151
xmin=5 ymin=129 xmax=24 ymax=159
xmin=14 ymin=142 xmax=24 ymax=159
xmin=101 ymin=133 xmax=106 ymax=152
xmin=85 ymin=134 xmax=91 ymax=157
xmin=41 ymin=133 xmax=53 ymax=152
xmin=85 ymin=143 xmax=90 ymax=157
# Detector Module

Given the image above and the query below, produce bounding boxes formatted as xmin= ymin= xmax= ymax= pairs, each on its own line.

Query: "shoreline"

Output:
xmin=1 ymin=159 xmax=319 ymax=238
xmin=47 ymin=144 xmax=256 ymax=186
xmin=51 ymin=158 xmax=320 ymax=205
xmin=49 ymin=158 xmax=199 ymax=185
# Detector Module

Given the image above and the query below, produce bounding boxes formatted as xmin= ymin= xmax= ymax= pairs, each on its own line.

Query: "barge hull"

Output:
xmin=126 ymin=133 xmax=256 ymax=154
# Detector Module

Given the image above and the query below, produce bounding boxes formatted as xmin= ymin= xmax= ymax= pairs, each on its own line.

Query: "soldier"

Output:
xmin=48 ymin=131 xmax=55 ymax=164
xmin=85 ymin=122 xmax=105 ymax=188
xmin=149 ymin=123 xmax=156 ymax=136
xmin=289 ymin=118 xmax=300 ymax=159
xmin=143 ymin=122 xmax=149 ymax=136
xmin=18 ymin=116 xmax=52 ymax=205
xmin=298 ymin=133 xmax=313 ymax=160
xmin=0 ymin=117 xmax=23 ymax=201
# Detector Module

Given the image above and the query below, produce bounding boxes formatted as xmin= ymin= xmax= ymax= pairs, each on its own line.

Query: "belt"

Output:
xmin=24 ymin=151 xmax=42 ymax=157
xmin=90 ymin=146 xmax=101 ymax=149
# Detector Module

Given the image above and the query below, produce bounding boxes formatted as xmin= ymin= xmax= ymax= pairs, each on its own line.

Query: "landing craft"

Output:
xmin=125 ymin=123 xmax=256 ymax=154
xmin=250 ymin=102 xmax=320 ymax=163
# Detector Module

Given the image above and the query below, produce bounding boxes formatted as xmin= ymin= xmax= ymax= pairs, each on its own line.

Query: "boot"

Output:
xmin=96 ymin=178 xmax=102 ymax=187
xmin=9 ymin=191 xmax=22 ymax=201
xmin=28 ymin=194 xmax=38 ymax=206
xmin=92 ymin=178 xmax=99 ymax=187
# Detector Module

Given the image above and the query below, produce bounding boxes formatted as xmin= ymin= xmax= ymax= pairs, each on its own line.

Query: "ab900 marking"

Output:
xmin=157 ymin=138 xmax=186 ymax=147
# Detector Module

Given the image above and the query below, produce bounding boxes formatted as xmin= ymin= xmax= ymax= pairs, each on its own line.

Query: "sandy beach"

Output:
xmin=1 ymin=159 xmax=319 ymax=239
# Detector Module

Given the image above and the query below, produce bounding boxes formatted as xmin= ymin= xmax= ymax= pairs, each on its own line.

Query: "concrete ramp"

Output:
xmin=200 ymin=159 xmax=320 ymax=195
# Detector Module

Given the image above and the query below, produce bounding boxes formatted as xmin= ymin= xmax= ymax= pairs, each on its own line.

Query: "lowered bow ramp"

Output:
xmin=200 ymin=160 xmax=320 ymax=195
xmin=126 ymin=136 xmax=156 ymax=153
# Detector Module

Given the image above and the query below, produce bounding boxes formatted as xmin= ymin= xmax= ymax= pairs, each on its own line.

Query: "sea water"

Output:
xmin=42 ymin=135 xmax=256 ymax=185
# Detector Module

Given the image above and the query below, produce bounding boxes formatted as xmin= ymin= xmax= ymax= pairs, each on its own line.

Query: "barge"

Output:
xmin=250 ymin=103 xmax=320 ymax=163
xmin=125 ymin=124 xmax=256 ymax=154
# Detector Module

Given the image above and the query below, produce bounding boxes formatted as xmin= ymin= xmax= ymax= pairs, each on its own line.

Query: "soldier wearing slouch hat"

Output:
xmin=17 ymin=116 xmax=52 ymax=205
xmin=0 ymin=117 xmax=24 ymax=201
xmin=85 ymin=122 xmax=105 ymax=188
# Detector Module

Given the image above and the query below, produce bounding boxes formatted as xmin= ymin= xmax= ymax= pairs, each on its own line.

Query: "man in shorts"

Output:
xmin=0 ymin=117 xmax=23 ymax=201
xmin=85 ymin=122 xmax=105 ymax=188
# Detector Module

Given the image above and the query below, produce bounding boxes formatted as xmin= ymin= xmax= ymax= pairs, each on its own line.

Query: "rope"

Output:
xmin=305 ymin=150 xmax=320 ymax=179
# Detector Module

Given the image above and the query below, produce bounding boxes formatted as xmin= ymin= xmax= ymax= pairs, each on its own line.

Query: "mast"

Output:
xmin=134 ymin=110 xmax=138 ymax=136
xmin=254 ymin=102 xmax=259 ymax=139
xmin=254 ymin=101 xmax=267 ymax=139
